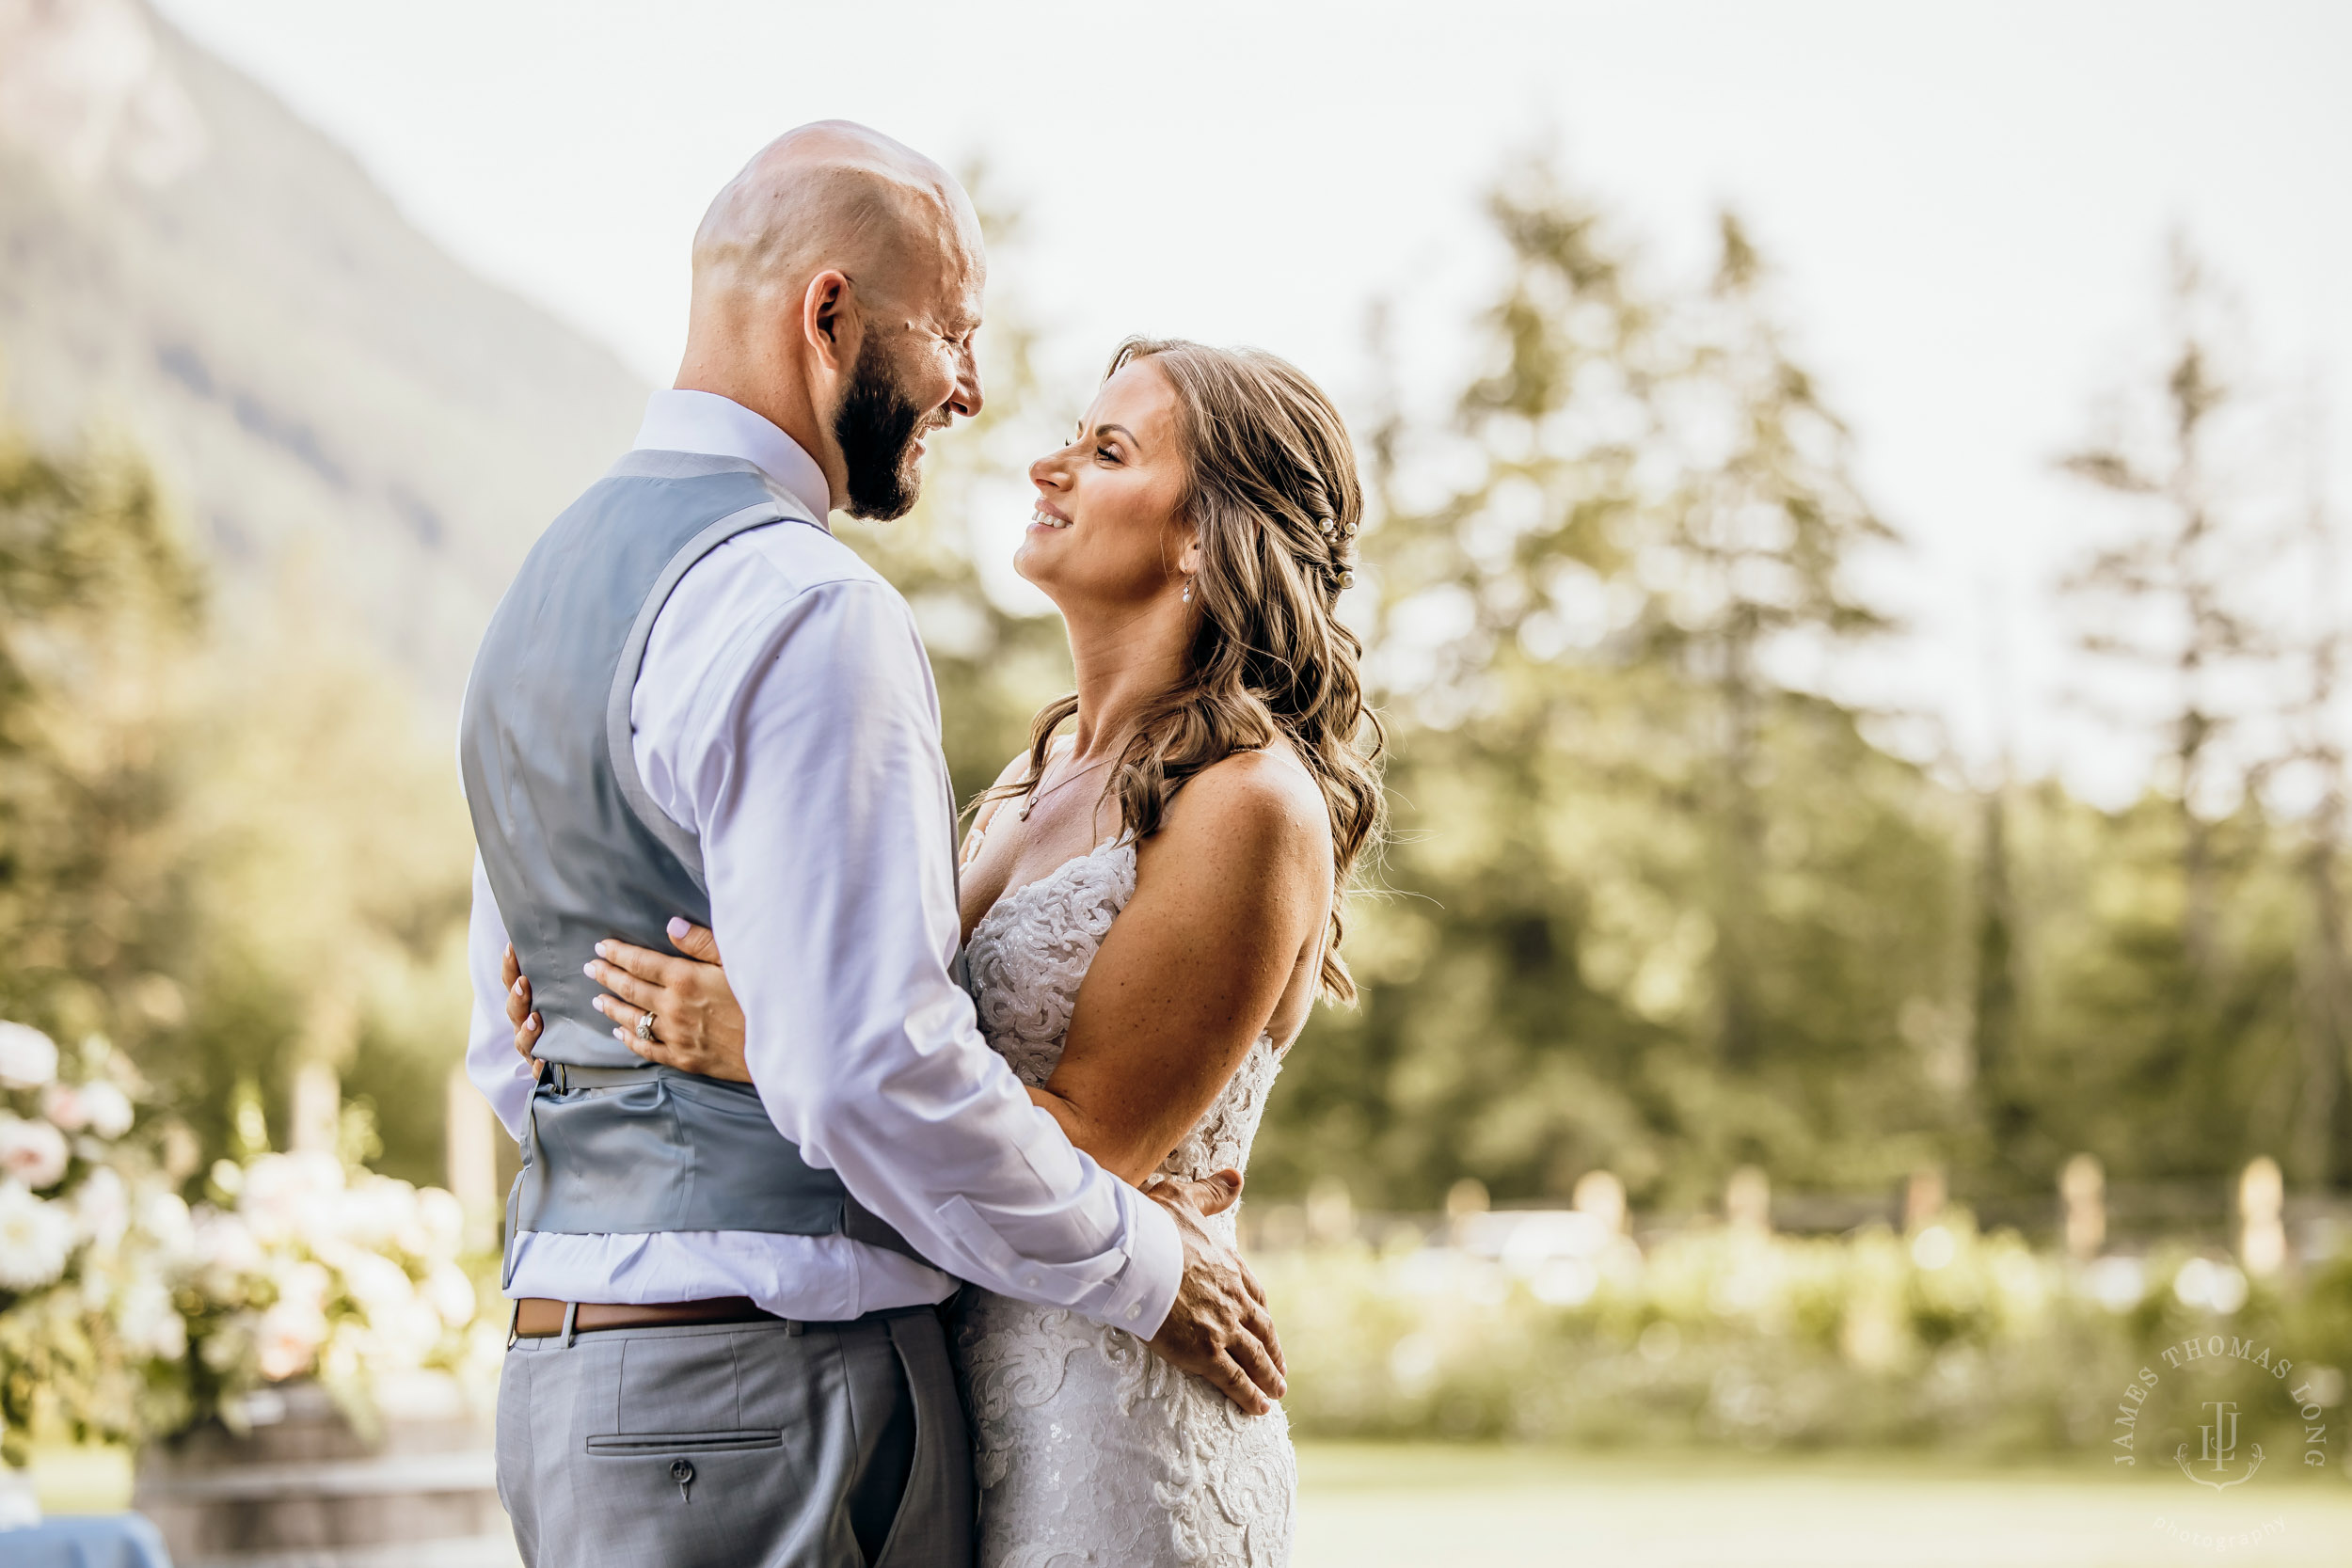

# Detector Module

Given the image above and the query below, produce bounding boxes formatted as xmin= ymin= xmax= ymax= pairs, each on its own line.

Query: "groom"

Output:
xmin=458 ymin=122 xmax=1284 ymax=1568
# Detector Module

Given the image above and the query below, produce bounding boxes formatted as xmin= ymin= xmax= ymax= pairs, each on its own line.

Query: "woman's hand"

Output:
xmin=583 ymin=919 xmax=753 ymax=1084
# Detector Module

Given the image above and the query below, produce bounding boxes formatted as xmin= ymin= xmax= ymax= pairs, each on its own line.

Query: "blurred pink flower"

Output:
xmin=0 ymin=1114 xmax=70 ymax=1189
xmin=256 ymin=1299 xmax=327 ymax=1382
xmin=41 ymin=1084 xmax=89 ymax=1132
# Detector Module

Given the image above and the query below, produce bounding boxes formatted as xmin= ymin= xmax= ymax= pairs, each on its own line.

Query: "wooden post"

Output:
xmin=2240 ymin=1156 xmax=2287 ymax=1277
xmin=2060 ymin=1152 xmax=2106 ymax=1260
xmin=1904 ymin=1166 xmax=1946 ymax=1231
xmin=1306 ymin=1176 xmax=1354 ymax=1246
xmin=1572 ymin=1169 xmax=1627 ymax=1236
xmin=1725 ymin=1165 xmax=1771 ymax=1236
xmin=289 ymin=1060 xmax=340 ymax=1156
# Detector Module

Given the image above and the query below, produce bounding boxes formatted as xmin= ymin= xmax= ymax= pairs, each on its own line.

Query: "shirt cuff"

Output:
xmin=1097 ymin=1183 xmax=1183 ymax=1338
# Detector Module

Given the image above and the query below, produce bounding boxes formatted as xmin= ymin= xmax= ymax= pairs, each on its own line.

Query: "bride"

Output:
xmin=505 ymin=337 xmax=1382 ymax=1567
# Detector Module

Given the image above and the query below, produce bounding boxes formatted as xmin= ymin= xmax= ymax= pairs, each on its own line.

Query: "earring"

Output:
xmin=1181 ymin=578 xmax=1194 ymax=605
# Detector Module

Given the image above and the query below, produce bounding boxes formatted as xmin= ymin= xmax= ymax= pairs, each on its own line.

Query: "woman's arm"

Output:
xmin=580 ymin=749 xmax=1330 ymax=1184
xmin=1033 ymin=752 xmax=1330 ymax=1185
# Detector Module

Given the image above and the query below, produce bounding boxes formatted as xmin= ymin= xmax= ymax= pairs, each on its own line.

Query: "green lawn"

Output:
xmin=1295 ymin=1445 xmax=2352 ymax=1568
xmin=34 ymin=1440 xmax=2352 ymax=1566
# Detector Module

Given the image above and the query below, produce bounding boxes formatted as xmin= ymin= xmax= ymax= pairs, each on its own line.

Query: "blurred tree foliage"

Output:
xmin=1244 ymin=168 xmax=2344 ymax=1213
xmin=0 ymin=425 xmax=201 ymax=1056
xmin=0 ymin=414 xmax=471 ymax=1189
xmin=6 ymin=165 xmax=2341 ymax=1221
xmin=1256 ymin=165 xmax=1963 ymax=1210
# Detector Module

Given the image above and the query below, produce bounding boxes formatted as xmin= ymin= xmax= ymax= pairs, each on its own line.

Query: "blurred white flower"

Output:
xmin=422 ymin=1261 xmax=477 ymax=1328
xmin=1911 ymin=1225 xmax=1957 ymax=1271
xmin=339 ymin=1176 xmax=419 ymax=1253
xmin=276 ymin=1260 xmax=332 ymax=1312
xmin=0 ymin=1180 xmax=73 ymax=1289
xmin=78 ymin=1261 xmax=114 ymax=1310
xmin=1496 ymin=1212 xmax=1613 ymax=1273
xmin=374 ymin=1296 xmax=445 ymax=1362
xmin=0 ymin=1114 xmax=71 ymax=1190
xmin=2210 ymin=1263 xmax=2249 ymax=1314
xmin=137 ymin=1189 xmax=196 ymax=1262
xmin=1530 ymin=1258 xmax=1600 ymax=1307
xmin=256 ymin=1298 xmax=328 ymax=1382
xmin=193 ymin=1210 xmax=263 ymax=1278
xmin=116 ymin=1278 xmax=188 ymax=1360
xmin=74 ymin=1166 xmax=130 ymax=1248
xmin=2174 ymin=1257 xmax=2217 ymax=1309
xmin=241 ymin=1153 xmax=342 ymax=1246
xmin=340 ymin=1251 xmax=414 ymax=1318
xmin=318 ymin=1330 xmax=366 ymax=1386
xmin=0 ymin=1022 xmax=57 ymax=1088
xmin=78 ymin=1082 xmax=135 ymax=1139
xmin=415 ymin=1188 xmax=465 ymax=1262
xmin=2174 ymin=1257 xmax=2249 ymax=1315
xmin=41 ymin=1083 xmax=89 ymax=1132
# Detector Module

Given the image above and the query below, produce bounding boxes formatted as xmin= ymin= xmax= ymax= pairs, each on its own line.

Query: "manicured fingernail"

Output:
xmin=596 ymin=942 xmax=612 ymax=958
xmin=582 ymin=962 xmax=597 ymax=977
xmin=525 ymin=1015 xmax=539 ymax=1032
xmin=667 ymin=917 xmax=690 ymax=939
xmin=512 ymin=978 xmax=525 ymax=996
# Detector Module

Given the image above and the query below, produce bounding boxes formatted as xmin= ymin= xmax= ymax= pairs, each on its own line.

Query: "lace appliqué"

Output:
xmin=956 ymin=837 xmax=1295 ymax=1568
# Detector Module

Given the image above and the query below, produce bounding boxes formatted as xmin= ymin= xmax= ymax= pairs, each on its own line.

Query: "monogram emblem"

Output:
xmin=2174 ymin=1400 xmax=2265 ymax=1490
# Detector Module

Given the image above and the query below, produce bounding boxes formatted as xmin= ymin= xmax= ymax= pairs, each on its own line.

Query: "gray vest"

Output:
xmin=460 ymin=451 xmax=920 ymax=1278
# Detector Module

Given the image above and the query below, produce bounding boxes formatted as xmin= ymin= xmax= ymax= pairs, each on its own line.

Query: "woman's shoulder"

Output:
xmin=1157 ymin=743 xmax=1329 ymax=864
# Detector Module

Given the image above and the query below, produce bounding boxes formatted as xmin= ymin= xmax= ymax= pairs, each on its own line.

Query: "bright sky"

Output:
xmin=150 ymin=0 xmax=2352 ymax=804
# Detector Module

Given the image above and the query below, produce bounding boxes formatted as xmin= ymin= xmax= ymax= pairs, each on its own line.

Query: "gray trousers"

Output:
xmin=496 ymin=1307 xmax=973 ymax=1568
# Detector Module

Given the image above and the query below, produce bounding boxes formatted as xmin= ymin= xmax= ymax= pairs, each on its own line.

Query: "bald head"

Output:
xmin=691 ymin=120 xmax=982 ymax=314
xmin=675 ymin=120 xmax=988 ymax=518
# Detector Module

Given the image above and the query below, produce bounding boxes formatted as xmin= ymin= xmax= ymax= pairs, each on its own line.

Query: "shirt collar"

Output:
xmin=631 ymin=389 xmax=833 ymax=524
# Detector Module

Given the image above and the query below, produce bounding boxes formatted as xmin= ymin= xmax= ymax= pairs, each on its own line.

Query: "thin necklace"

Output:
xmin=1018 ymin=753 xmax=1115 ymax=821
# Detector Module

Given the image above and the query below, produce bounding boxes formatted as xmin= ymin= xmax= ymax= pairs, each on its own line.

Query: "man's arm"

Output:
xmin=666 ymin=570 xmax=1181 ymax=1332
xmin=463 ymin=852 xmax=534 ymax=1140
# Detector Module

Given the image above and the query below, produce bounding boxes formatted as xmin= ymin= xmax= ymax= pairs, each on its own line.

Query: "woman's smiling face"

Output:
xmin=1016 ymin=359 xmax=1196 ymax=610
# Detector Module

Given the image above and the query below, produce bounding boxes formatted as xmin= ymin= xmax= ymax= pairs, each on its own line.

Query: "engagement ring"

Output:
xmin=636 ymin=1011 xmax=658 ymax=1042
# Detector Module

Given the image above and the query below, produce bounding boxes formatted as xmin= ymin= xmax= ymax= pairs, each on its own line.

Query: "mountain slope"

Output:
xmin=0 ymin=0 xmax=649 ymax=702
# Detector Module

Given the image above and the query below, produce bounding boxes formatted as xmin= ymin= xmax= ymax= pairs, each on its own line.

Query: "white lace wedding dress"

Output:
xmin=955 ymin=834 xmax=1295 ymax=1568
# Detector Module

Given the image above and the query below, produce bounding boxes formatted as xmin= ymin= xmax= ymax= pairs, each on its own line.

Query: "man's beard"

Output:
xmin=834 ymin=338 xmax=930 ymax=521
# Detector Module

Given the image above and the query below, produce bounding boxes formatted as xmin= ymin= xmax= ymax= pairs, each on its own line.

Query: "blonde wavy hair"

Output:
xmin=987 ymin=338 xmax=1386 ymax=1002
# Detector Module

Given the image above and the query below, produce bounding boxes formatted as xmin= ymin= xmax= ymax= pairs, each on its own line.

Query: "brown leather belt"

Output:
xmin=511 ymin=1295 xmax=778 ymax=1339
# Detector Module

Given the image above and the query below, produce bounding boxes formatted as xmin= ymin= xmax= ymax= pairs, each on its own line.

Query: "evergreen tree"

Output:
xmin=1260 ymin=163 xmax=1960 ymax=1210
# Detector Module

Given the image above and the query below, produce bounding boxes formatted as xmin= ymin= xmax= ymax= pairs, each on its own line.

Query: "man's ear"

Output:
xmin=802 ymin=269 xmax=858 ymax=374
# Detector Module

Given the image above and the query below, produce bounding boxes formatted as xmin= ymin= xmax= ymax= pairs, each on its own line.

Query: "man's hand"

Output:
xmin=502 ymin=943 xmax=539 ymax=1063
xmin=1141 ymin=1169 xmax=1286 ymax=1415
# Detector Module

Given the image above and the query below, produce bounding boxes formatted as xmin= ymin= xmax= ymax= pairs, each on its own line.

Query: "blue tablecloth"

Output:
xmin=0 ymin=1515 xmax=172 ymax=1568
